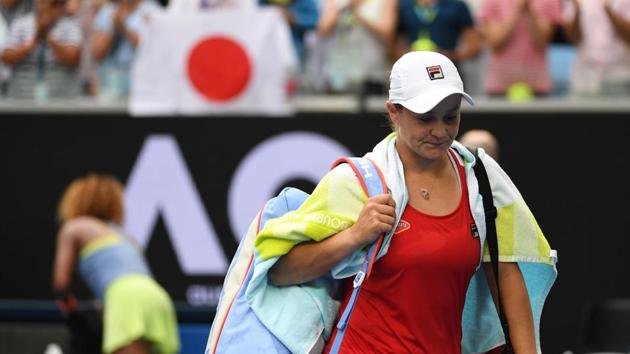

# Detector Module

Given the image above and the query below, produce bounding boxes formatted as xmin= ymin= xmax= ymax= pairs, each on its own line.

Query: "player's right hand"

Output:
xmin=349 ymin=194 xmax=396 ymax=248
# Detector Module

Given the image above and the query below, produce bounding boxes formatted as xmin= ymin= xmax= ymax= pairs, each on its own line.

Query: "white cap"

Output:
xmin=389 ymin=51 xmax=474 ymax=114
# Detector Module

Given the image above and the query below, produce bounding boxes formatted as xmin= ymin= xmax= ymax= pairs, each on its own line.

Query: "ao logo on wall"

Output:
xmin=123 ymin=132 xmax=351 ymax=276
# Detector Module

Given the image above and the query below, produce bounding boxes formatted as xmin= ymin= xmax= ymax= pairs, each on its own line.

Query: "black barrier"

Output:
xmin=1 ymin=112 xmax=630 ymax=353
xmin=0 ymin=300 xmax=213 ymax=354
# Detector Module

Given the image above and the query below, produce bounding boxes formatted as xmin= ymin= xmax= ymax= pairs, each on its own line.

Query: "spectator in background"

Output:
xmin=260 ymin=0 xmax=319 ymax=65
xmin=316 ymin=0 xmax=397 ymax=94
xmin=1 ymin=0 xmax=32 ymax=94
xmin=67 ymin=0 xmax=108 ymax=96
xmin=460 ymin=128 xmax=500 ymax=160
xmin=91 ymin=0 xmax=160 ymax=100
xmin=457 ymin=0 xmax=488 ymax=96
xmin=479 ymin=0 xmax=562 ymax=97
xmin=563 ymin=0 xmax=630 ymax=97
xmin=1 ymin=0 xmax=82 ymax=100
xmin=396 ymin=0 xmax=481 ymax=70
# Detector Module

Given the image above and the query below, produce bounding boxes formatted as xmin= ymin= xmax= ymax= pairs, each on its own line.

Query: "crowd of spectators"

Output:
xmin=0 ymin=0 xmax=629 ymax=103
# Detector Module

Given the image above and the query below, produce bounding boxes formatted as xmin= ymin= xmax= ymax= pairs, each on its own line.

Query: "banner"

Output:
xmin=130 ymin=9 xmax=297 ymax=116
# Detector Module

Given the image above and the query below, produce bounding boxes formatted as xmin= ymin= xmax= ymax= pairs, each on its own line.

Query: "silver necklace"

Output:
xmin=420 ymin=184 xmax=434 ymax=200
xmin=418 ymin=153 xmax=456 ymax=200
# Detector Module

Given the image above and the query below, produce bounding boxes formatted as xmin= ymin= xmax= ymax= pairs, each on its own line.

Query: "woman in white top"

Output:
xmin=317 ymin=0 xmax=397 ymax=93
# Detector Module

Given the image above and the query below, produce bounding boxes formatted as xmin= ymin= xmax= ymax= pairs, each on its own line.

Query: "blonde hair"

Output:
xmin=57 ymin=174 xmax=124 ymax=224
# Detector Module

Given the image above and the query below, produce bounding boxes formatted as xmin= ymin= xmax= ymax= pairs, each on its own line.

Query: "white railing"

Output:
xmin=1 ymin=94 xmax=629 ymax=114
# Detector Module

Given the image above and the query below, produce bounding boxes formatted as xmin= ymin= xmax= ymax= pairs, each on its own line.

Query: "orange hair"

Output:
xmin=57 ymin=174 xmax=124 ymax=224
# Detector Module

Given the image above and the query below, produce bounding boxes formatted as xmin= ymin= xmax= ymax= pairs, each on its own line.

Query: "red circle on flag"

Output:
xmin=187 ymin=37 xmax=252 ymax=102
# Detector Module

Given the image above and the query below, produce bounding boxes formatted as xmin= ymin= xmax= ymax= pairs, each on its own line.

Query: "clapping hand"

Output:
xmin=36 ymin=0 xmax=65 ymax=40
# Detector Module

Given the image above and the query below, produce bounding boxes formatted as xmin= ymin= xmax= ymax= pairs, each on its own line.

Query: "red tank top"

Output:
xmin=325 ymin=151 xmax=481 ymax=354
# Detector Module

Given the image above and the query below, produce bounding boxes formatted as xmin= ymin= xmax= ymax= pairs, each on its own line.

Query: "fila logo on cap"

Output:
xmin=426 ymin=65 xmax=444 ymax=80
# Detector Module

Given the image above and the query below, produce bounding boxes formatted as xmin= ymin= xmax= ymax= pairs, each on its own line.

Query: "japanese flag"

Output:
xmin=130 ymin=8 xmax=297 ymax=116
